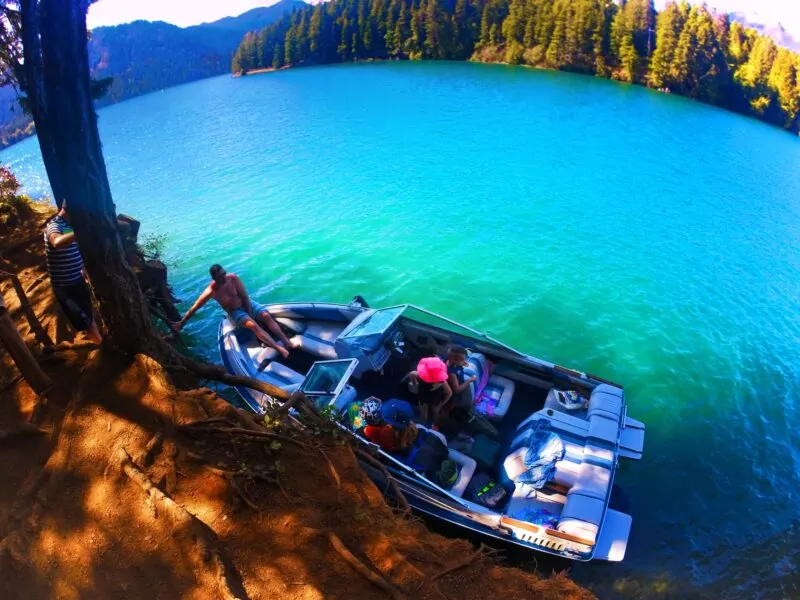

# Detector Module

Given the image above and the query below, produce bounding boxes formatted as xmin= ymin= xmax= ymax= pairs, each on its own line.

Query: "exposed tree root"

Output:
xmin=47 ymin=341 xmax=101 ymax=353
xmin=178 ymin=425 xmax=312 ymax=450
xmin=354 ymin=448 xmax=411 ymax=516
xmin=115 ymin=447 xmax=249 ymax=600
xmin=136 ymin=431 xmax=164 ymax=467
xmin=318 ymin=448 xmax=342 ymax=503
xmin=171 ymin=357 xmax=332 ymax=428
xmin=184 ymin=416 xmax=235 ymax=428
xmin=22 ymin=272 xmax=48 ymax=295
xmin=202 ymin=465 xmax=264 ymax=513
xmin=0 ymin=422 xmax=47 ymax=443
xmin=178 ymin=356 xmax=289 ymax=401
xmin=181 ymin=423 xmax=344 ymax=504
xmin=275 ymin=471 xmax=298 ymax=504
xmin=416 ymin=544 xmax=496 ymax=594
xmin=324 ymin=529 xmax=407 ymax=600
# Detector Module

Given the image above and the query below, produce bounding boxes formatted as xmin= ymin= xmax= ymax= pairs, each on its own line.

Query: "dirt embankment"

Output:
xmin=0 ymin=212 xmax=594 ymax=600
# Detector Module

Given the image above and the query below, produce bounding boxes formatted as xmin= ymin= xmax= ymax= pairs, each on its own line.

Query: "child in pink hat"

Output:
xmin=409 ymin=357 xmax=453 ymax=425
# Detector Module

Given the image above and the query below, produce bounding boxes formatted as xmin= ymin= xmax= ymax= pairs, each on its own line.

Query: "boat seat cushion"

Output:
xmin=261 ymin=361 xmax=304 ymax=393
xmin=570 ymin=462 xmax=611 ymax=500
xmin=558 ymin=491 xmax=605 ymax=544
xmin=474 ymin=374 xmax=515 ymax=420
xmin=587 ymin=384 xmax=623 ymax=420
xmin=275 ymin=317 xmax=307 ymax=335
xmin=583 ymin=444 xmax=614 ymax=468
xmin=291 ymin=321 xmax=344 ymax=360
xmin=588 ymin=414 xmax=618 ymax=444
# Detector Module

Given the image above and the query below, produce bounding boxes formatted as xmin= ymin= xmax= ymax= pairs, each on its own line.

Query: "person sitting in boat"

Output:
xmin=171 ymin=264 xmax=293 ymax=359
xmin=360 ymin=398 xmax=418 ymax=454
xmin=446 ymin=345 xmax=477 ymax=410
xmin=406 ymin=357 xmax=453 ymax=426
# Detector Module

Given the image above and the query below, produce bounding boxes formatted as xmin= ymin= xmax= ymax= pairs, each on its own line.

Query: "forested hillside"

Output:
xmin=0 ymin=1 xmax=306 ymax=147
xmin=232 ymin=0 xmax=800 ymax=133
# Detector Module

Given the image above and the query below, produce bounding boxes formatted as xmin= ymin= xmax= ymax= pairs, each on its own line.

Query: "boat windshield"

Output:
xmin=340 ymin=306 xmax=405 ymax=338
xmin=400 ymin=306 xmax=523 ymax=356
xmin=300 ymin=359 xmax=357 ymax=396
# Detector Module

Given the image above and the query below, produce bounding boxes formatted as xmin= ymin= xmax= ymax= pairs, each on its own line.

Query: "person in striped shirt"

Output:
xmin=44 ymin=201 xmax=102 ymax=343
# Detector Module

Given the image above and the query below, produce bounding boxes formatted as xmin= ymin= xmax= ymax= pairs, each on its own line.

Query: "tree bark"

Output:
xmin=21 ymin=0 xmax=162 ymax=356
xmin=18 ymin=0 xmax=65 ymax=205
xmin=0 ymin=296 xmax=52 ymax=395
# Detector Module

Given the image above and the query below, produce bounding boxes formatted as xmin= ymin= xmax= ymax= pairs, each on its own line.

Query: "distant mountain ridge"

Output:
xmin=0 ymin=0 xmax=307 ymax=148
xmin=731 ymin=12 xmax=800 ymax=52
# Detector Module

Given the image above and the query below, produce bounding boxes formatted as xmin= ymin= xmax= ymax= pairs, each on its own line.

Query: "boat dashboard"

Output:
xmin=334 ymin=306 xmax=406 ymax=377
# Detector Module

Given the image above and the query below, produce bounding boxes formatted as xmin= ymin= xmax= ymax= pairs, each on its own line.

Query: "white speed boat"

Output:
xmin=219 ymin=298 xmax=645 ymax=562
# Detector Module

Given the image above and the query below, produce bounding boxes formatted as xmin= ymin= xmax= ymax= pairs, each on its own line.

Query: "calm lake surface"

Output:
xmin=4 ymin=61 xmax=800 ymax=598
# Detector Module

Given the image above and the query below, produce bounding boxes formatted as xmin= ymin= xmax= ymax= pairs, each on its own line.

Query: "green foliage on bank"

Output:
xmin=233 ymin=0 xmax=800 ymax=133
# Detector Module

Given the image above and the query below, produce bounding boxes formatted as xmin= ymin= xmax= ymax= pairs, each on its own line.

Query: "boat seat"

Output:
xmin=587 ymin=384 xmax=623 ymax=420
xmin=260 ymin=361 xmax=304 ymax=393
xmin=478 ymin=375 xmax=515 ymax=420
xmin=417 ymin=426 xmax=476 ymax=498
xmin=510 ymin=426 xmax=585 ymax=464
xmin=570 ymin=462 xmax=611 ymax=500
xmin=506 ymin=427 xmax=614 ymax=490
xmin=504 ymin=483 xmax=566 ymax=524
xmin=557 ymin=491 xmax=605 ymax=545
xmin=555 ymin=460 xmax=613 ymax=546
xmin=503 ymin=444 xmax=580 ymax=489
xmin=290 ymin=321 xmax=344 ymax=360
xmin=275 ymin=317 xmax=307 ymax=335
xmin=448 ymin=448 xmax=477 ymax=498
xmin=462 ymin=354 xmax=515 ymax=421
xmin=517 ymin=408 xmax=590 ymax=438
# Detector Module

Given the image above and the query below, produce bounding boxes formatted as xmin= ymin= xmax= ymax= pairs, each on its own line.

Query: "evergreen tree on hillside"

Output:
xmin=648 ymin=1 xmax=684 ymax=88
xmin=545 ymin=0 xmax=567 ymax=68
xmin=627 ymin=0 xmax=655 ymax=59
xmin=735 ymin=34 xmax=778 ymax=115
xmin=393 ymin=1 xmax=410 ymax=56
xmin=231 ymin=0 xmax=800 ymax=134
xmin=767 ymin=48 xmax=800 ymax=128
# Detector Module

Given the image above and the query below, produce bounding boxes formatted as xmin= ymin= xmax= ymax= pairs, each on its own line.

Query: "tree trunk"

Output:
xmin=0 ymin=295 xmax=52 ymax=395
xmin=18 ymin=0 xmax=65 ymax=205
xmin=21 ymin=0 xmax=160 ymax=356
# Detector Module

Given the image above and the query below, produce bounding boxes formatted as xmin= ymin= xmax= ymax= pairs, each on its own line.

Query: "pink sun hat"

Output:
xmin=417 ymin=357 xmax=448 ymax=384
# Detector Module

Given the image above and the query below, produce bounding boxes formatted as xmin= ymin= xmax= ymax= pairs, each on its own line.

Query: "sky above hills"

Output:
xmin=87 ymin=0 xmax=799 ymax=37
xmin=87 ymin=0 xmax=292 ymax=28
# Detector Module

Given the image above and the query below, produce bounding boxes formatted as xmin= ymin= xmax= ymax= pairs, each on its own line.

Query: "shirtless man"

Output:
xmin=171 ymin=264 xmax=292 ymax=359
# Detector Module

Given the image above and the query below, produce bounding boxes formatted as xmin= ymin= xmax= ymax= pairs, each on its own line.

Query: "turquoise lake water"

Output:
xmin=3 ymin=61 xmax=800 ymax=598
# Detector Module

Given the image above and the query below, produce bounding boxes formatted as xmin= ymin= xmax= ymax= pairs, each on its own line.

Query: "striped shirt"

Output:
xmin=44 ymin=216 xmax=85 ymax=285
